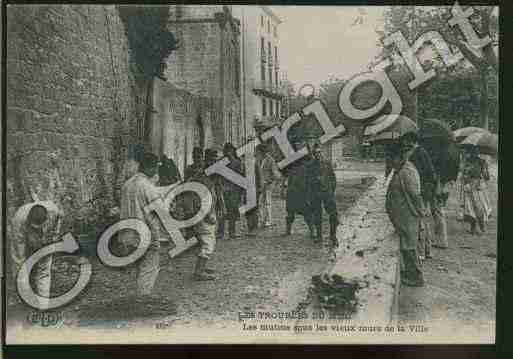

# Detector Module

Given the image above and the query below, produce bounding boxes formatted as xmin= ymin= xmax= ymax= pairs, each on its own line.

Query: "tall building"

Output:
xmin=233 ymin=6 xmax=285 ymax=140
xmin=163 ymin=5 xmax=242 ymax=148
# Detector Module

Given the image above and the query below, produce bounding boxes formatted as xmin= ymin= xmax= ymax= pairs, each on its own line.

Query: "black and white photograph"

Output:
xmin=2 ymin=3 xmax=499 ymax=344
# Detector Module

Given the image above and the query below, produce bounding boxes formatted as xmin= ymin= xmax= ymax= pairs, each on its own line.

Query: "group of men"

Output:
xmin=9 ymin=133 xmax=341 ymax=304
xmin=282 ymin=141 xmax=339 ymax=247
xmin=117 ymin=136 xmax=341 ymax=294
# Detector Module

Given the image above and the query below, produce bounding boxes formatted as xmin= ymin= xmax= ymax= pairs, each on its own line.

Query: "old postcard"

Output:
xmin=3 ymin=4 xmax=498 ymax=344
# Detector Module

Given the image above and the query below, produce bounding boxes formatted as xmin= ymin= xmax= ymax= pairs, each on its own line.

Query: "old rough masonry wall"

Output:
xmin=6 ymin=5 xmax=140 ymax=247
xmin=165 ymin=5 xmax=242 ymax=147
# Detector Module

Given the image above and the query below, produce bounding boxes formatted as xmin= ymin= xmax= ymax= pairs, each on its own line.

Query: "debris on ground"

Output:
xmin=311 ymin=273 xmax=359 ymax=317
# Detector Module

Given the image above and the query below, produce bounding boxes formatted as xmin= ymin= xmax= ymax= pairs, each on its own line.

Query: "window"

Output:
xmin=273 ymin=25 xmax=277 ymax=37
xmin=270 ymin=100 xmax=274 ymax=116
xmin=261 ymin=64 xmax=265 ymax=82
xmin=267 ymin=20 xmax=270 ymax=33
xmin=275 ymin=70 xmax=279 ymax=86
xmin=262 ymin=98 xmax=267 ymax=116
xmin=268 ymin=41 xmax=272 ymax=63
xmin=260 ymin=37 xmax=265 ymax=61
xmin=276 ymin=102 xmax=280 ymax=117
xmin=261 ymin=15 xmax=264 ymax=27
xmin=269 ymin=67 xmax=272 ymax=86
xmin=274 ymin=46 xmax=278 ymax=65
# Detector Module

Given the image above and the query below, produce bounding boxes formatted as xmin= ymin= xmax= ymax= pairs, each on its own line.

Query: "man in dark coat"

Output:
xmin=306 ymin=143 xmax=339 ymax=246
xmin=221 ymin=143 xmax=243 ymax=240
xmin=281 ymin=140 xmax=316 ymax=239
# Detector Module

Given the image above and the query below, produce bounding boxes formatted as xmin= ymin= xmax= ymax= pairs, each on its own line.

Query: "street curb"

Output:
xmin=316 ymin=178 xmax=400 ymax=323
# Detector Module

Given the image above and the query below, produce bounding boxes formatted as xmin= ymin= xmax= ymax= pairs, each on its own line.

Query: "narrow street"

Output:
xmin=5 ymin=160 xmax=497 ymax=337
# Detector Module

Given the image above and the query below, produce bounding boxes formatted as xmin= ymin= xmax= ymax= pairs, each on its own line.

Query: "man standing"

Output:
xmin=120 ymin=152 xmax=177 ymax=297
xmin=10 ymin=201 xmax=63 ymax=309
xmin=221 ymin=143 xmax=243 ymax=240
xmin=259 ymin=143 xmax=281 ymax=228
xmin=398 ymin=133 xmax=442 ymax=257
xmin=182 ymin=162 xmax=219 ymax=281
xmin=306 ymin=143 xmax=339 ymax=246
xmin=386 ymin=145 xmax=427 ymax=287
xmin=282 ymin=139 xmax=312 ymax=237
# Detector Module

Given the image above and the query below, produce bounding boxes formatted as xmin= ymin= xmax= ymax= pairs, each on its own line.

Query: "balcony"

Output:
xmin=251 ymin=79 xmax=286 ymax=99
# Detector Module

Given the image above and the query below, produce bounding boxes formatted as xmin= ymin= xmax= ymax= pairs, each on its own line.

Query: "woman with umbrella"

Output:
xmin=455 ymin=128 xmax=497 ymax=225
xmin=460 ymin=145 xmax=491 ymax=235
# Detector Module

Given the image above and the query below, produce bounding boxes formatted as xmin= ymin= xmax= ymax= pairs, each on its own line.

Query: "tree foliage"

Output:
xmin=118 ymin=5 xmax=178 ymax=82
xmin=377 ymin=5 xmax=498 ymax=131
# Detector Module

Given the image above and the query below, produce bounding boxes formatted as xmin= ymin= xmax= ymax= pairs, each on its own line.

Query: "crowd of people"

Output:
xmin=114 ymin=134 xmax=341 ymax=297
xmin=384 ymin=132 xmax=492 ymax=287
xmin=8 ymin=125 xmax=493 ymax=305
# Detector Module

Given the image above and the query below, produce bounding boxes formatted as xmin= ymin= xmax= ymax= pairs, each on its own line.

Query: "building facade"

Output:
xmin=233 ymin=6 xmax=285 ymax=140
xmin=163 ymin=5 xmax=242 ymax=148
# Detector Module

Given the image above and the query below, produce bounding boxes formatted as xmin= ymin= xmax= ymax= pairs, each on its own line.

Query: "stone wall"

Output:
xmin=151 ymin=78 xmax=223 ymax=175
xmin=6 ymin=5 xmax=140 ymax=237
xmin=164 ymin=5 xmax=242 ymax=147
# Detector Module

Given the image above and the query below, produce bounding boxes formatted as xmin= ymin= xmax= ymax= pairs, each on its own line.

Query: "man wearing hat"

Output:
xmin=307 ymin=142 xmax=339 ymax=246
xmin=398 ymin=132 xmax=441 ymax=258
xmin=182 ymin=151 xmax=220 ymax=281
xmin=281 ymin=137 xmax=317 ymax=238
xmin=223 ymin=143 xmax=244 ymax=239
xmin=10 ymin=201 xmax=63 ymax=308
xmin=386 ymin=143 xmax=427 ymax=287
xmin=120 ymin=152 xmax=178 ymax=296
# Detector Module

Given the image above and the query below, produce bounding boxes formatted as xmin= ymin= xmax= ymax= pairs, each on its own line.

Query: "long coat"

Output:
xmin=386 ymin=161 xmax=423 ymax=251
xmin=284 ymin=156 xmax=312 ymax=215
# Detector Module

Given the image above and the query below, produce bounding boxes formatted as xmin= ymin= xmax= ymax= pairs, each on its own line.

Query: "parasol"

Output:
xmin=453 ymin=126 xmax=488 ymax=142
xmin=420 ymin=119 xmax=455 ymax=142
xmin=460 ymin=131 xmax=498 ymax=156
xmin=365 ymin=115 xmax=418 ymax=144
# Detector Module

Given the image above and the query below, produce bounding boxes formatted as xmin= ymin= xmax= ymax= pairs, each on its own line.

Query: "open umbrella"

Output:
xmin=453 ymin=126 xmax=488 ymax=142
xmin=460 ymin=131 xmax=498 ymax=156
xmin=364 ymin=115 xmax=418 ymax=144
xmin=420 ymin=119 xmax=455 ymax=142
